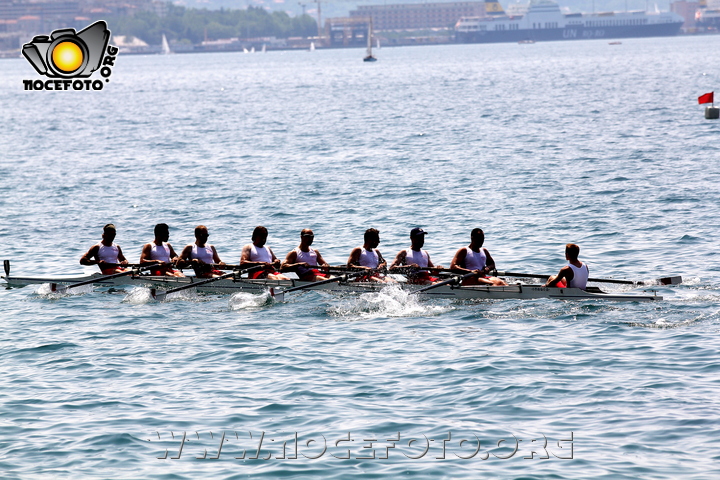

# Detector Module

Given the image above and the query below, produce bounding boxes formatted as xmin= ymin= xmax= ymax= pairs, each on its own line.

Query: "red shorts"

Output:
xmin=250 ymin=269 xmax=279 ymax=279
xmin=197 ymin=269 xmax=224 ymax=278
xmin=354 ymin=273 xmax=386 ymax=282
xmin=151 ymin=268 xmax=179 ymax=276
xmin=101 ymin=267 xmax=127 ymax=275
xmin=299 ymin=269 xmax=328 ymax=281
xmin=461 ymin=274 xmax=491 ymax=286
xmin=406 ymin=271 xmax=439 ymax=284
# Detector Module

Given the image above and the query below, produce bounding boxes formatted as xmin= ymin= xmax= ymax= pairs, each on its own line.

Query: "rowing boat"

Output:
xmin=2 ymin=270 xmax=663 ymax=302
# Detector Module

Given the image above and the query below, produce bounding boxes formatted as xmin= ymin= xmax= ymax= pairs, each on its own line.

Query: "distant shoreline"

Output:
xmin=2 ymin=29 xmax=717 ymax=59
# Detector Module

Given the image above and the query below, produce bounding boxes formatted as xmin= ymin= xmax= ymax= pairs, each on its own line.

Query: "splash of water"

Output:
xmin=35 ymin=283 xmax=94 ymax=297
xmin=327 ymin=283 xmax=451 ymax=319
xmin=122 ymin=287 xmax=200 ymax=304
xmin=122 ymin=287 xmax=154 ymax=304
xmin=228 ymin=291 xmax=273 ymax=311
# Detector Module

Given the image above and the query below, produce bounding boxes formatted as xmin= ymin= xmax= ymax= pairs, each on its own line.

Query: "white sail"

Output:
xmin=366 ymin=22 xmax=372 ymax=57
xmin=161 ymin=34 xmax=171 ymax=55
xmin=262 ymin=43 xmax=266 ymax=53
xmin=310 ymin=41 xmax=315 ymax=52
xmin=363 ymin=19 xmax=376 ymax=61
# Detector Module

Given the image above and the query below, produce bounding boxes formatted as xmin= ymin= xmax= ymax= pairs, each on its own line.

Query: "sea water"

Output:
xmin=1 ymin=35 xmax=719 ymax=478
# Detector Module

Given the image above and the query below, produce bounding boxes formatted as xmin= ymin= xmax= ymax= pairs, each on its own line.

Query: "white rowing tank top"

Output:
xmin=98 ymin=243 xmax=120 ymax=263
xmin=192 ymin=245 xmax=214 ymax=264
xmin=295 ymin=247 xmax=318 ymax=266
xmin=567 ymin=262 xmax=589 ymax=289
xmin=359 ymin=248 xmax=380 ymax=268
xmin=464 ymin=247 xmax=487 ymax=271
xmin=250 ymin=245 xmax=273 ymax=263
xmin=405 ymin=248 xmax=429 ymax=268
xmin=150 ymin=242 xmax=171 ymax=263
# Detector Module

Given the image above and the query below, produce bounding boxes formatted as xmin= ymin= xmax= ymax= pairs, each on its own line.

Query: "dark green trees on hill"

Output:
xmin=107 ymin=5 xmax=318 ymax=45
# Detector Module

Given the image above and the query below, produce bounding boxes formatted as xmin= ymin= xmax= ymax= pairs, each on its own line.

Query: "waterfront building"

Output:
xmin=350 ymin=1 xmax=485 ymax=31
xmin=670 ymin=0 xmax=698 ymax=29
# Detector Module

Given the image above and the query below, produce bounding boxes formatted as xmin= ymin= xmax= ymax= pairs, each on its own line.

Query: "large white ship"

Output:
xmin=455 ymin=0 xmax=684 ymax=43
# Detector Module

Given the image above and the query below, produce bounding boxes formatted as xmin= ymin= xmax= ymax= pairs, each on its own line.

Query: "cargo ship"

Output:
xmin=455 ymin=0 xmax=684 ymax=43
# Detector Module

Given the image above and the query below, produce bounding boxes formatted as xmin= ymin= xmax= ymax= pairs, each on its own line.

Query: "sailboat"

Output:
xmin=363 ymin=20 xmax=376 ymax=62
xmin=161 ymin=34 xmax=171 ymax=55
xmin=261 ymin=43 xmax=266 ymax=53
xmin=309 ymin=41 xmax=315 ymax=52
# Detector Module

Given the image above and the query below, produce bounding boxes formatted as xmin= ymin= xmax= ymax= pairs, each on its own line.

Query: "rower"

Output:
xmin=139 ymin=223 xmax=184 ymax=277
xmin=389 ymin=227 xmax=443 ymax=285
xmin=544 ymin=243 xmax=589 ymax=289
xmin=179 ymin=225 xmax=225 ymax=278
xmin=281 ymin=229 xmax=333 ymax=282
xmin=450 ymin=228 xmax=507 ymax=286
xmin=80 ymin=223 xmax=129 ymax=275
xmin=347 ymin=228 xmax=393 ymax=283
xmin=240 ymin=226 xmax=290 ymax=280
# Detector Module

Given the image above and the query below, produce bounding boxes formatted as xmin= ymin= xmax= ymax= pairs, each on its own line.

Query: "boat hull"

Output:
xmin=2 ymin=274 xmax=662 ymax=302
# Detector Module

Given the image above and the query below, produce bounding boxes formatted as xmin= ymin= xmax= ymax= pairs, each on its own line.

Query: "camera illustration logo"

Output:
xmin=22 ymin=21 xmax=118 ymax=91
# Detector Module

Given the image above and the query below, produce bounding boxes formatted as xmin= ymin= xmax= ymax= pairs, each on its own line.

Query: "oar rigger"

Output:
xmin=270 ymin=269 xmax=373 ymax=302
xmin=50 ymin=264 xmax=160 ymax=295
xmin=150 ymin=265 xmax=264 ymax=302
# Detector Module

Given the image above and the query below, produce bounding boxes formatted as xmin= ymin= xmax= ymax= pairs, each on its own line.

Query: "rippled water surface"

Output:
xmin=1 ymin=35 xmax=719 ymax=479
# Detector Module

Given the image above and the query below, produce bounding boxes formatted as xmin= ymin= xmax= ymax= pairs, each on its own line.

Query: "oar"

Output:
xmin=303 ymin=265 xmax=378 ymax=273
xmin=150 ymin=265 xmax=263 ymax=301
xmin=3 ymin=259 xmax=9 ymax=278
xmin=271 ymin=270 xmax=370 ymax=302
xmin=50 ymin=264 xmax=160 ymax=294
xmin=493 ymin=271 xmax=682 ymax=286
xmin=390 ymin=265 xmax=456 ymax=276
xmin=412 ymin=272 xmax=478 ymax=295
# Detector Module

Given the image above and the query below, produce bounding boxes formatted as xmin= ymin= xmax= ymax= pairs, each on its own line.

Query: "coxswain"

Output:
xmin=389 ymin=227 xmax=443 ymax=285
xmin=281 ymin=229 xmax=333 ymax=282
xmin=347 ymin=228 xmax=393 ymax=283
xmin=139 ymin=223 xmax=184 ymax=277
xmin=80 ymin=223 xmax=129 ymax=275
xmin=240 ymin=226 xmax=290 ymax=280
xmin=450 ymin=228 xmax=507 ymax=286
xmin=179 ymin=225 xmax=225 ymax=278
xmin=544 ymin=243 xmax=589 ymax=289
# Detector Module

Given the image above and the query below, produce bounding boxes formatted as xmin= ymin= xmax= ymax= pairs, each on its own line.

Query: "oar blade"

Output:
xmin=270 ymin=288 xmax=285 ymax=302
xmin=658 ymin=276 xmax=682 ymax=285
xmin=150 ymin=288 xmax=167 ymax=302
xmin=51 ymin=283 xmax=68 ymax=294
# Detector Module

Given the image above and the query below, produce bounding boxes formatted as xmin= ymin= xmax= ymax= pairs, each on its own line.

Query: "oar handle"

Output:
xmin=209 ymin=263 xmax=284 ymax=273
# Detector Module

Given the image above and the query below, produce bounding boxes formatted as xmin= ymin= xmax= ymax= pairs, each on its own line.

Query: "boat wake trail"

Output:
xmin=229 ymin=291 xmax=272 ymax=310
xmin=35 ymin=283 xmax=93 ymax=297
xmin=327 ymin=284 xmax=452 ymax=319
